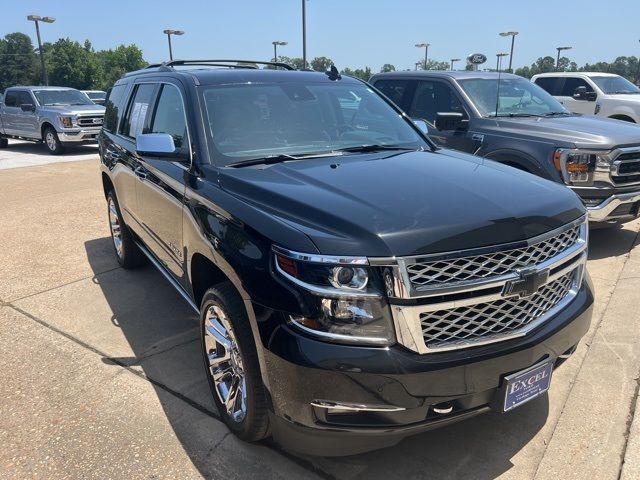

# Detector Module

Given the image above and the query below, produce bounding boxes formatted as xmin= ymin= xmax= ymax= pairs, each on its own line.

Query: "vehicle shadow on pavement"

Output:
xmin=84 ymin=236 xmax=549 ymax=479
xmin=588 ymin=226 xmax=639 ymax=261
xmin=3 ymin=140 xmax=98 ymax=156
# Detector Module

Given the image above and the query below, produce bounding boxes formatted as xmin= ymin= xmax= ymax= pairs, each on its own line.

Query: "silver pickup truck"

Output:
xmin=0 ymin=86 xmax=106 ymax=154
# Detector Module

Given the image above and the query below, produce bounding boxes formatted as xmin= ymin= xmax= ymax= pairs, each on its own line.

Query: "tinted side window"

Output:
xmin=18 ymin=91 xmax=34 ymax=105
xmin=534 ymin=77 xmax=563 ymax=96
xmin=149 ymin=84 xmax=187 ymax=148
xmin=374 ymin=80 xmax=408 ymax=107
xmin=4 ymin=91 xmax=18 ymax=107
xmin=104 ymin=84 xmax=127 ymax=133
xmin=119 ymin=84 xmax=156 ymax=138
xmin=560 ymin=77 xmax=593 ymax=96
xmin=409 ymin=81 xmax=465 ymax=124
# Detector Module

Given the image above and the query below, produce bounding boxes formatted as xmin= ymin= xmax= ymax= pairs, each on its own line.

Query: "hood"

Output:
xmin=485 ymin=114 xmax=640 ymax=149
xmin=219 ymin=150 xmax=585 ymax=257
xmin=605 ymin=93 xmax=640 ymax=103
xmin=41 ymin=104 xmax=106 ymax=116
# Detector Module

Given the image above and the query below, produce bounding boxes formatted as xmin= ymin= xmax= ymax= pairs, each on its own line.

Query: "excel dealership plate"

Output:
xmin=503 ymin=360 xmax=553 ymax=412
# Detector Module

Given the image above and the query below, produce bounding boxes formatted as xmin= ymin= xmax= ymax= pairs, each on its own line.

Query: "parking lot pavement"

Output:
xmin=0 ymin=139 xmax=98 ymax=170
xmin=1 ymin=155 xmax=639 ymax=479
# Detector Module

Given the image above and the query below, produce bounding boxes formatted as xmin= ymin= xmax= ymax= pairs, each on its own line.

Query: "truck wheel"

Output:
xmin=43 ymin=126 xmax=65 ymax=155
xmin=200 ymin=283 xmax=270 ymax=442
xmin=0 ymin=137 xmax=8 ymax=148
xmin=106 ymin=190 xmax=145 ymax=268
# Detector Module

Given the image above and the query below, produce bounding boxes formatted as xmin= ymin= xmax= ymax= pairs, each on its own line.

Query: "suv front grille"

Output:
xmin=77 ymin=115 xmax=104 ymax=127
xmin=419 ymin=270 xmax=575 ymax=349
xmin=406 ymin=224 xmax=580 ymax=288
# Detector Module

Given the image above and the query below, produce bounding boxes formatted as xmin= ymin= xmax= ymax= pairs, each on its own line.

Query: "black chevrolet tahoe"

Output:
xmin=99 ymin=60 xmax=594 ymax=456
xmin=370 ymin=70 xmax=640 ymax=226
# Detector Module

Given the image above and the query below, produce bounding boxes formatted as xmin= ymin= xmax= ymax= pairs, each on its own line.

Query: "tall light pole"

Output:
xmin=27 ymin=15 xmax=55 ymax=86
xmin=556 ymin=46 xmax=572 ymax=71
xmin=450 ymin=58 xmax=461 ymax=70
xmin=163 ymin=29 xmax=184 ymax=61
xmin=415 ymin=43 xmax=430 ymax=69
xmin=302 ymin=0 xmax=307 ymax=68
xmin=496 ymin=53 xmax=509 ymax=72
xmin=499 ymin=31 xmax=518 ymax=72
xmin=272 ymin=41 xmax=287 ymax=62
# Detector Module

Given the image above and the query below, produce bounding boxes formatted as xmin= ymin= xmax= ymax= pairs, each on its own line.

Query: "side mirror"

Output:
xmin=412 ymin=118 xmax=430 ymax=135
xmin=20 ymin=103 xmax=35 ymax=112
xmin=435 ymin=112 xmax=466 ymax=131
xmin=136 ymin=133 xmax=183 ymax=159
xmin=573 ymin=86 xmax=596 ymax=101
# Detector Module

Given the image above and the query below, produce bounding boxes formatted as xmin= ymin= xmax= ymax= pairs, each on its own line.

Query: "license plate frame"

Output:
xmin=503 ymin=360 xmax=553 ymax=412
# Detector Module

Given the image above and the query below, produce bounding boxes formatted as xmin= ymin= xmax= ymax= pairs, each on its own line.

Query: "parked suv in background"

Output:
xmin=99 ymin=60 xmax=593 ymax=456
xmin=370 ymin=71 xmax=640 ymax=226
xmin=532 ymin=72 xmax=640 ymax=123
xmin=0 ymin=86 xmax=105 ymax=154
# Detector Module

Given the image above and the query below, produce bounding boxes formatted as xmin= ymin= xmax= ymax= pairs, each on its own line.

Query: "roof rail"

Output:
xmin=163 ymin=59 xmax=295 ymax=70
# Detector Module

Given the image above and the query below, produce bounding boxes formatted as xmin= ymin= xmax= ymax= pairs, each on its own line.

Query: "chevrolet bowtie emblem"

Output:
xmin=503 ymin=268 xmax=549 ymax=298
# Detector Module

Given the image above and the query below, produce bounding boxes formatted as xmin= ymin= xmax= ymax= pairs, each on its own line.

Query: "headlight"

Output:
xmin=274 ymin=248 xmax=395 ymax=346
xmin=58 ymin=115 xmax=77 ymax=128
xmin=554 ymin=149 xmax=611 ymax=186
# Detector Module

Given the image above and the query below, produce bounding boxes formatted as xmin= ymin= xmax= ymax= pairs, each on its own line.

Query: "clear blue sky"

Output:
xmin=2 ymin=0 xmax=639 ymax=70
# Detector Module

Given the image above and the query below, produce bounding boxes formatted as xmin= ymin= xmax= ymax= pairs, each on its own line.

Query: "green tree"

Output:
xmin=95 ymin=44 xmax=147 ymax=90
xmin=45 ymin=38 xmax=100 ymax=89
xmin=423 ymin=59 xmax=450 ymax=71
xmin=310 ymin=56 xmax=334 ymax=72
xmin=380 ymin=63 xmax=396 ymax=73
xmin=341 ymin=67 xmax=372 ymax=81
xmin=515 ymin=56 xmax=557 ymax=78
xmin=277 ymin=55 xmax=306 ymax=70
xmin=0 ymin=32 xmax=38 ymax=91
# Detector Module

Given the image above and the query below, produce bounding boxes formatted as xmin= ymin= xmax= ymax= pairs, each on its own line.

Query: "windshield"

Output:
xmin=458 ymin=77 xmax=569 ymax=117
xmin=33 ymin=89 xmax=93 ymax=106
xmin=591 ymin=76 xmax=640 ymax=94
xmin=200 ymin=82 xmax=428 ymax=165
xmin=86 ymin=92 xmax=106 ymax=100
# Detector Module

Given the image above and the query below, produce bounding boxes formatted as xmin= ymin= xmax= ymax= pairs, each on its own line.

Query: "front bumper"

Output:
xmin=58 ymin=128 xmax=101 ymax=143
xmin=262 ymin=280 xmax=593 ymax=456
xmin=586 ymin=191 xmax=640 ymax=223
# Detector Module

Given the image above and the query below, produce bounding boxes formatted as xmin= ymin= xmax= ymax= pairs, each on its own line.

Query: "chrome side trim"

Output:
xmin=587 ymin=191 xmax=640 ymax=222
xmin=134 ymin=240 xmax=199 ymax=313
xmin=310 ymin=400 xmax=406 ymax=412
xmin=272 ymin=245 xmax=369 ymax=265
xmin=288 ymin=317 xmax=392 ymax=346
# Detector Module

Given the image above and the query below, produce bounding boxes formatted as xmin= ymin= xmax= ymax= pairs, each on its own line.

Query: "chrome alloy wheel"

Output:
xmin=108 ymin=197 xmax=123 ymax=258
xmin=45 ymin=131 xmax=57 ymax=151
xmin=204 ymin=305 xmax=247 ymax=422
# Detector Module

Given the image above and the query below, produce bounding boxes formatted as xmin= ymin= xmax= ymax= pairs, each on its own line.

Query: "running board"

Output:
xmin=135 ymin=241 xmax=199 ymax=313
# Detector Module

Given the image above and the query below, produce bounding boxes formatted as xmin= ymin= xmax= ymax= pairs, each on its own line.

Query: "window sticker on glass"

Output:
xmin=128 ymin=102 xmax=148 ymax=138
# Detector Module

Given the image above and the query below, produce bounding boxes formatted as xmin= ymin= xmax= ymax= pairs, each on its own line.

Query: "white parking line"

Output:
xmin=0 ymin=140 xmax=99 ymax=170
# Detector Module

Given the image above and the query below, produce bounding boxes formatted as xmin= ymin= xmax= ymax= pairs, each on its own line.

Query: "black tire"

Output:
xmin=0 ymin=137 xmax=8 ymax=148
xmin=43 ymin=126 xmax=65 ymax=155
xmin=200 ymin=283 xmax=270 ymax=442
xmin=106 ymin=190 xmax=146 ymax=268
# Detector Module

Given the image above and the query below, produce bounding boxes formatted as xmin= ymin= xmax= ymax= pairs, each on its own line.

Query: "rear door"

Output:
xmin=1 ymin=90 xmax=20 ymax=135
xmin=134 ymin=81 xmax=190 ymax=282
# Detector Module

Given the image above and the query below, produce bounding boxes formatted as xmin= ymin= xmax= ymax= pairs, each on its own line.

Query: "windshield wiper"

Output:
xmin=611 ymin=91 xmax=640 ymax=95
xmin=543 ymin=111 xmax=572 ymax=116
xmin=488 ymin=113 xmax=541 ymax=118
xmin=332 ymin=144 xmax=421 ymax=153
xmin=227 ymin=151 xmax=340 ymax=168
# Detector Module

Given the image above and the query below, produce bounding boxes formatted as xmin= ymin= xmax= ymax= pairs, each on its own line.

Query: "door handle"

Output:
xmin=104 ymin=147 xmax=121 ymax=161
xmin=134 ymin=166 xmax=148 ymax=180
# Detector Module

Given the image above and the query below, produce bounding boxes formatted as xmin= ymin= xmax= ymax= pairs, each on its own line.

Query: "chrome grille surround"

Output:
xmin=610 ymin=146 xmax=640 ymax=186
xmin=77 ymin=115 xmax=104 ymax=127
xmin=371 ymin=216 xmax=588 ymax=354
xmin=405 ymin=225 xmax=580 ymax=289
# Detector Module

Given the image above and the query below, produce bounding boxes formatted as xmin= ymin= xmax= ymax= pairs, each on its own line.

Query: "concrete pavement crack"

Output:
xmin=5 ymin=301 xmax=334 ymax=480
xmin=533 ymin=226 xmax=640 ymax=480
xmin=619 ymin=371 xmax=640 ymax=480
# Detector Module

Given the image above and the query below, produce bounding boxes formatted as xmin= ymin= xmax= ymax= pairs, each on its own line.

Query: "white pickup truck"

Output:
xmin=0 ymin=86 xmax=105 ymax=154
xmin=532 ymin=72 xmax=640 ymax=123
